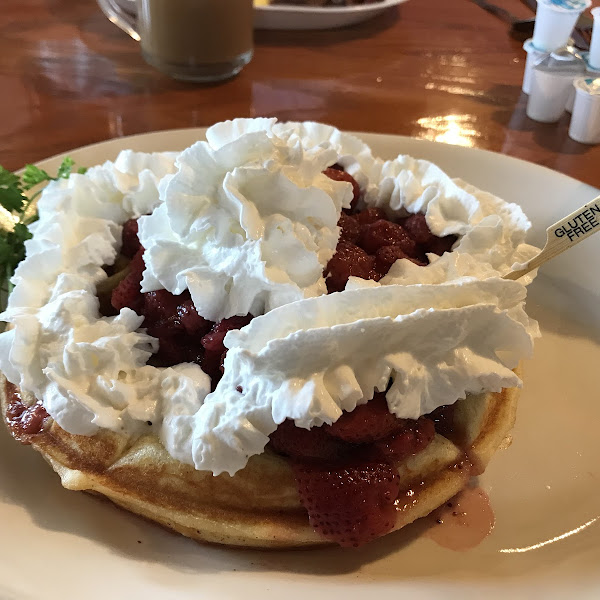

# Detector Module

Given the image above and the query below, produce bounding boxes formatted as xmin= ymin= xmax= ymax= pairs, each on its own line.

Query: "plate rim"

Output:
xmin=22 ymin=126 xmax=600 ymax=197
xmin=253 ymin=0 xmax=405 ymax=14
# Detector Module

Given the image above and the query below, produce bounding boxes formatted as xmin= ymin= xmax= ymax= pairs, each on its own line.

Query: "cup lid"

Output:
xmin=539 ymin=0 xmax=592 ymax=12
xmin=574 ymin=76 xmax=600 ymax=95
xmin=535 ymin=48 xmax=587 ymax=74
xmin=523 ymin=38 xmax=550 ymax=55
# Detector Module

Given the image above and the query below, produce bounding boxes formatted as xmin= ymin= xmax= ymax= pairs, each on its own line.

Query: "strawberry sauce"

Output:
xmin=4 ymin=383 xmax=49 ymax=443
xmin=425 ymin=486 xmax=495 ymax=551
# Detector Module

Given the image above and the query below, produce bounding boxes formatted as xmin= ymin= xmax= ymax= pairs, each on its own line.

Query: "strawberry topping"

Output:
xmin=358 ymin=219 xmax=418 ymax=257
xmin=269 ymin=419 xmax=352 ymax=461
xmin=323 ymin=167 xmax=361 ymax=211
xmin=110 ymin=247 xmax=145 ymax=313
xmin=293 ymin=459 xmax=400 ymax=547
xmin=373 ymin=417 xmax=436 ymax=462
xmin=120 ymin=218 xmax=141 ymax=258
xmin=201 ymin=314 xmax=254 ymax=382
xmin=325 ymin=393 xmax=405 ymax=443
xmin=324 ymin=241 xmax=377 ymax=293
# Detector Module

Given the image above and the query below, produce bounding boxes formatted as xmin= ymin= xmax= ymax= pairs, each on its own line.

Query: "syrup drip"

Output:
xmin=425 ymin=486 xmax=495 ymax=551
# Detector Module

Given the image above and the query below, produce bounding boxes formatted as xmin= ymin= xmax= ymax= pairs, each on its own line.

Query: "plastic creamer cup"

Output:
xmin=569 ymin=77 xmax=600 ymax=143
xmin=523 ymin=38 xmax=549 ymax=94
xmin=527 ymin=49 xmax=586 ymax=122
xmin=568 ymin=53 xmax=600 ymax=111
xmin=532 ymin=0 xmax=592 ymax=53
xmin=588 ymin=7 xmax=600 ymax=71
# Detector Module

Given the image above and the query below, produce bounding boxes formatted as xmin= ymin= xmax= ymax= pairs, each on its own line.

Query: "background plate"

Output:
xmin=253 ymin=0 xmax=408 ymax=30
xmin=1 ymin=129 xmax=599 ymax=599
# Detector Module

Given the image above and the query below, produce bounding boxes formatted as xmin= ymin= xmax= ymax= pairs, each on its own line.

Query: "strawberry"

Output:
xmin=373 ymin=417 xmax=435 ymax=462
xmin=337 ymin=212 xmax=361 ymax=244
xmin=293 ymin=459 xmax=400 ymax=547
xmin=111 ymin=247 xmax=145 ymax=313
xmin=121 ymin=218 xmax=141 ymax=258
xmin=324 ymin=241 xmax=376 ymax=293
xmin=269 ymin=420 xmax=352 ymax=461
xmin=401 ymin=213 xmax=436 ymax=246
xmin=146 ymin=327 xmax=198 ymax=367
xmin=375 ymin=245 xmax=428 ymax=276
xmin=323 ymin=167 xmax=361 ymax=211
xmin=325 ymin=393 xmax=405 ymax=443
xmin=177 ymin=299 xmax=212 ymax=336
xmin=201 ymin=314 xmax=253 ymax=381
xmin=358 ymin=219 xmax=418 ymax=256
xmin=142 ymin=289 xmax=183 ymax=325
xmin=201 ymin=314 xmax=253 ymax=354
xmin=355 ymin=206 xmax=386 ymax=226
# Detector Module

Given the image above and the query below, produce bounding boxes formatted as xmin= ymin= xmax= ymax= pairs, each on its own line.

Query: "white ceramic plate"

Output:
xmin=253 ymin=0 xmax=407 ymax=30
xmin=1 ymin=130 xmax=599 ymax=599
xmin=113 ymin=0 xmax=406 ymax=31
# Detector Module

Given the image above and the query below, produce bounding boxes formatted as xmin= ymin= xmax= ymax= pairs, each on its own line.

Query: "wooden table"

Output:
xmin=1 ymin=0 xmax=599 ymax=188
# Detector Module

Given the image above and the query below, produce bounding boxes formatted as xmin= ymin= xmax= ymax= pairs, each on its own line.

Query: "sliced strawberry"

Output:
xmin=145 ymin=317 xmax=205 ymax=366
xmin=293 ymin=459 xmax=400 ymax=547
xmin=201 ymin=314 xmax=253 ymax=353
xmin=201 ymin=314 xmax=254 ymax=381
xmin=374 ymin=417 xmax=435 ymax=462
xmin=400 ymin=213 xmax=436 ymax=245
xmin=374 ymin=245 xmax=425 ymax=276
xmin=325 ymin=393 xmax=405 ymax=443
xmin=355 ymin=206 xmax=386 ymax=226
xmin=269 ymin=420 xmax=352 ymax=461
xmin=337 ymin=212 xmax=361 ymax=244
xmin=121 ymin=218 xmax=141 ymax=258
xmin=142 ymin=289 xmax=183 ymax=325
xmin=324 ymin=241 xmax=376 ymax=293
xmin=358 ymin=219 xmax=418 ymax=256
xmin=177 ymin=299 xmax=212 ymax=336
xmin=323 ymin=167 xmax=361 ymax=211
xmin=111 ymin=247 xmax=145 ymax=313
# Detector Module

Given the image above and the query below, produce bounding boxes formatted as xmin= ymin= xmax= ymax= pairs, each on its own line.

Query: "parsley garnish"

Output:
xmin=0 ymin=157 xmax=87 ymax=302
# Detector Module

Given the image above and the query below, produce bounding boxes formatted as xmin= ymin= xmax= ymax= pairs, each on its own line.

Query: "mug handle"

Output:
xmin=96 ymin=0 xmax=140 ymax=41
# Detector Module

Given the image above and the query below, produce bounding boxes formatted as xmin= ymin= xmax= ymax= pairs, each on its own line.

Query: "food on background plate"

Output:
xmin=0 ymin=119 xmax=540 ymax=548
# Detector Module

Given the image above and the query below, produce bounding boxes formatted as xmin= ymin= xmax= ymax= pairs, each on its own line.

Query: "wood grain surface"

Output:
xmin=1 ymin=0 xmax=599 ymax=188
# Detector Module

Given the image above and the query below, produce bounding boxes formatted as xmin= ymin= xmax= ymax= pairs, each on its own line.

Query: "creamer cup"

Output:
xmin=523 ymin=38 xmax=549 ymax=94
xmin=569 ymin=76 xmax=600 ymax=143
xmin=532 ymin=0 xmax=592 ymax=52
xmin=588 ymin=7 xmax=600 ymax=71
xmin=527 ymin=49 xmax=585 ymax=122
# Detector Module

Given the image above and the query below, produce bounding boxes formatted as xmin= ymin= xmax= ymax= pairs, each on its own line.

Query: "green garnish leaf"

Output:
xmin=0 ymin=185 xmax=26 ymax=213
xmin=0 ymin=166 xmax=21 ymax=190
xmin=56 ymin=156 xmax=75 ymax=179
xmin=22 ymin=164 xmax=52 ymax=190
xmin=0 ymin=166 xmax=26 ymax=212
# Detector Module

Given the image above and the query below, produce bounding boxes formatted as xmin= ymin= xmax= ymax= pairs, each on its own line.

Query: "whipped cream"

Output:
xmin=191 ymin=278 xmax=538 ymax=475
xmin=138 ymin=126 xmax=351 ymax=321
xmin=0 ymin=119 xmax=540 ymax=476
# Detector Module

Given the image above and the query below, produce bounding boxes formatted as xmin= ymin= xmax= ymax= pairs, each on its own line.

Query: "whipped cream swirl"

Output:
xmin=138 ymin=126 xmax=351 ymax=321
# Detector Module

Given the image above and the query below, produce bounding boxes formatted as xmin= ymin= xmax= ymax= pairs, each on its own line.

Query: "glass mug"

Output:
xmin=97 ymin=0 xmax=253 ymax=82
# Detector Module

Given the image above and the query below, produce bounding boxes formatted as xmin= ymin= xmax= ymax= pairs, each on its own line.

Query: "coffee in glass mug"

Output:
xmin=97 ymin=0 xmax=253 ymax=82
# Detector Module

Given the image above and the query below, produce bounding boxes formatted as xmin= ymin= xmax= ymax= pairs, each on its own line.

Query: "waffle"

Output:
xmin=0 ymin=370 xmax=520 ymax=548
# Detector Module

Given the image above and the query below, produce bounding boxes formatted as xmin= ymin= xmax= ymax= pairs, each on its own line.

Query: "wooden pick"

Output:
xmin=503 ymin=195 xmax=600 ymax=281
